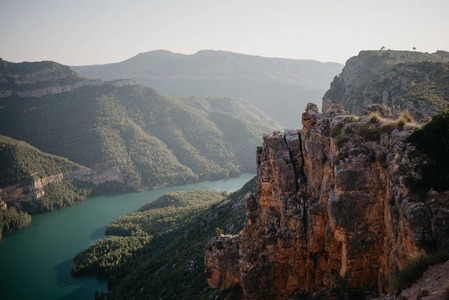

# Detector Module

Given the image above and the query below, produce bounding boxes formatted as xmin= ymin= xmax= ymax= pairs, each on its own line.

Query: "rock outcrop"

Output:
xmin=204 ymin=103 xmax=449 ymax=298
xmin=0 ymin=164 xmax=124 ymax=210
xmin=322 ymin=50 xmax=449 ymax=120
xmin=0 ymin=58 xmax=136 ymax=98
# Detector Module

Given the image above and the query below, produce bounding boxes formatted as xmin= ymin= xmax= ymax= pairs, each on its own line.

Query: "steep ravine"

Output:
xmin=204 ymin=103 xmax=449 ymax=298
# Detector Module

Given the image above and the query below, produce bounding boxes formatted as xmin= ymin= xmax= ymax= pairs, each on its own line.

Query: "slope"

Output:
xmin=0 ymin=134 xmax=95 ymax=237
xmin=72 ymin=50 xmax=343 ymax=128
xmin=72 ymin=178 xmax=254 ymax=300
xmin=322 ymin=50 xmax=449 ymax=119
xmin=0 ymin=59 xmax=273 ymax=191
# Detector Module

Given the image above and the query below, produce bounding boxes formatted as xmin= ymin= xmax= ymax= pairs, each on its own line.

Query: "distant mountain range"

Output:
xmin=0 ymin=59 xmax=276 ymax=213
xmin=72 ymin=50 xmax=343 ymax=128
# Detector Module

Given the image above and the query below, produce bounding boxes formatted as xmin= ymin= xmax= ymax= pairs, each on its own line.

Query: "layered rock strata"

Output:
xmin=204 ymin=103 xmax=449 ymax=298
xmin=0 ymin=59 xmax=136 ymax=98
xmin=0 ymin=165 xmax=124 ymax=209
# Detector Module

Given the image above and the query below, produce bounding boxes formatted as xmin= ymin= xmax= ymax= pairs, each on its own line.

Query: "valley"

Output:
xmin=1 ymin=49 xmax=449 ymax=300
xmin=0 ymin=173 xmax=253 ymax=300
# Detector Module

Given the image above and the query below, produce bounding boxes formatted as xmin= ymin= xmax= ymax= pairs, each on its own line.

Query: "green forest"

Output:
xmin=0 ymin=134 xmax=85 ymax=188
xmin=0 ymin=207 xmax=31 ymax=241
xmin=0 ymin=60 xmax=274 ymax=190
xmin=0 ymin=134 xmax=97 ymax=214
xmin=73 ymin=178 xmax=255 ymax=299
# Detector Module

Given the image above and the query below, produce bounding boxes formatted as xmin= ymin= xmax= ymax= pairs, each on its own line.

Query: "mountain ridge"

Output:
xmin=0 ymin=59 xmax=275 ymax=214
xmin=72 ymin=50 xmax=343 ymax=128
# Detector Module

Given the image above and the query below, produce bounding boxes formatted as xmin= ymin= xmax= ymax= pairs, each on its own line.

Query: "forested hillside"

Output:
xmin=0 ymin=60 xmax=274 ymax=191
xmin=73 ymin=50 xmax=343 ymax=128
xmin=0 ymin=134 xmax=84 ymax=188
xmin=73 ymin=178 xmax=254 ymax=299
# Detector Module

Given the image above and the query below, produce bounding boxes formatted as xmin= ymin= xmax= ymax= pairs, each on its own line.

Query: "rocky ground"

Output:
xmin=399 ymin=260 xmax=449 ymax=300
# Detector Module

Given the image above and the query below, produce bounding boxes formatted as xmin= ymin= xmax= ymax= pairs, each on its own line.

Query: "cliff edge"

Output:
xmin=322 ymin=50 xmax=449 ymax=120
xmin=204 ymin=103 xmax=449 ymax=298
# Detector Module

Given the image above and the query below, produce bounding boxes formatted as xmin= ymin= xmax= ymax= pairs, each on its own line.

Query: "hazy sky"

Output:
xmin=1 ymin=0 xmax=448 ymax=66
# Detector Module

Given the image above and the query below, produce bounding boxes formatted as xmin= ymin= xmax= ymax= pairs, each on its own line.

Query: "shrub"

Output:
xmin=334 ymin=136 xmax=349 ymax=148
xmin=344 ymin=126 xmax=353 ymax=135
xmin=256 ymin=145 xmax=263 ymax=155
xmin=331 ymin=123 xmax=344 ymax=138
xmin=367 ymin=111 xmax=381 ymax=123
xmin=407 ymin=108 xmax=449 ymax=191
xmin=344 ymin=115 xmax=359 ymax=123
xmin=398 ymin=110 xmax=413 ymax=123
xmin=396 ymin=119 xmax=406 ymax=130
xmin=380 ymin=123 xmax=395 ymax=135
xmin=215 ymin=227 xmax=223 ymax=237
xmin=393 ymin=250 xmax=449 ymax=290
xmin=357 ymin=123 xmax=381 ymax=142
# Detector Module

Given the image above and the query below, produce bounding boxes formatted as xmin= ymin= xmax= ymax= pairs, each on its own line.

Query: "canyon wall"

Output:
xmin=0 ymin=165 xmax=124 ymax=209
xmin=204 ymin=103 xmax=449 ymax=298
xmin=0 ymin=59 xmax=136 ymax=98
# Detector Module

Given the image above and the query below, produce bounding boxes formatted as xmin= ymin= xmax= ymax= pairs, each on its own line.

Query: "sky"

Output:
xmin=1 ymin=0 xmax=448 ymax=66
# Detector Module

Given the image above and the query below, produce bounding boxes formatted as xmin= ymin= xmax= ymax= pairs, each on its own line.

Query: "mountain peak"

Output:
xmin=72 ymin=50 xmax=343 ymax=128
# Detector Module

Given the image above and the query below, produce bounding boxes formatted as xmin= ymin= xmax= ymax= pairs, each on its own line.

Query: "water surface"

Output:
xmin=0 ymin=173 xmax=254 ymax=300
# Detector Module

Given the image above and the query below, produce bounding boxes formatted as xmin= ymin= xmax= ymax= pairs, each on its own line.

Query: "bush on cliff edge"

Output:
xmin=407 ymin=108 xmax=449 ymax=191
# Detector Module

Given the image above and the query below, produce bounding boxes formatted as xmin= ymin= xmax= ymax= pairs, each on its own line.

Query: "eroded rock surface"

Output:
xmin=204 ymin=103 xmax=449 ymax=299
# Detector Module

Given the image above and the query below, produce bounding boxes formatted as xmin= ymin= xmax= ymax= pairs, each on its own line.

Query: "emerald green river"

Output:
xmin=0 ymin=173 xmax=254 ymax=300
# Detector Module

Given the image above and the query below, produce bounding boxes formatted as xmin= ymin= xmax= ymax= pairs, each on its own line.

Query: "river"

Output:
xmin=0 ymin=173 xmax=254 ymax=300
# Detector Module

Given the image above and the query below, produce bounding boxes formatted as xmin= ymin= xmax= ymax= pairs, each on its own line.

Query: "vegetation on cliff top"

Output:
xmin=0 ymin=58 xmax=84 ymax=93
xmin=0 ymin=134 xmax=98 ymax=215
xmin=324 ymin=50 xmax=449 ymax=119
xmin=0 ymin=134 xmax=84 ymax=188
xmin=23 ymin=180 xmax=96 ymax=214
xmin=408 ymin=108 xmax=449 ymax=191
xmin=73 ymin=178 xmax=254 ymax=300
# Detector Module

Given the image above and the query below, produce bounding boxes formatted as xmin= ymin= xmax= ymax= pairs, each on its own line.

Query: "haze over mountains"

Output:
xmin=66 ymin=49 xmax=449 ymax=300
xmin=73 ymin=50 xmax=343 ymax=128
xmin=0 ymin=58 xmax=276 ymax=214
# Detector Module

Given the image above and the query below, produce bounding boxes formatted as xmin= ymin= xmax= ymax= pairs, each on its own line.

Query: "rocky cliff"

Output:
xmin=0 ymin=164 xmax=124 ymax=210
xmin=204 ymin=103 xmax=449 ymax=298
xmin=0 ymin=58 xmax=136 ymax=98
xmin=322 ymin=50 xmax=449 ymax=120
xmin=0 ymin=134 xmax=125 ymax=213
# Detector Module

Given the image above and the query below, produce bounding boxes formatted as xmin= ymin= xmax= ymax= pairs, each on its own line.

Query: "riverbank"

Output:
xmin=0 ymin=173 xmax=254 ymax=300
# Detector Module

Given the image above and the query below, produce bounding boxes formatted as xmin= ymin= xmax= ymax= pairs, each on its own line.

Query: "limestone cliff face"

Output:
xmin=0 ymin=59 xmax=137 ymax=98
xmin=0 ymin=165 xmax=124 ymax=209
xmin=204 ymin=103 xmax=449 ymax=298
